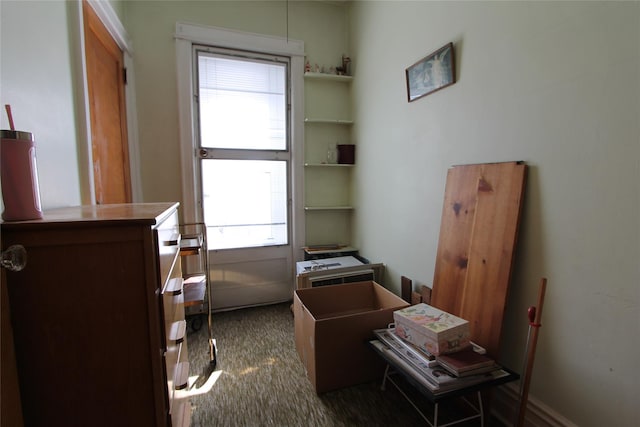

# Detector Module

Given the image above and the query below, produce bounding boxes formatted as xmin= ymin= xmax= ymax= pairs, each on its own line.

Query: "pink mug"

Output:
xmin=1 ymin=130 xmax=43 ymax=221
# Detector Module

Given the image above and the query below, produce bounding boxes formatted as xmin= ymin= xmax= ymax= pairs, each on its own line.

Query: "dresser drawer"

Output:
xmin=157 ymin=209 xmax=180 ymax=288
xmin=163 ymin=278 xmax=185 ymax=387
xmin=162 ymin=274 xmax=189 ymax=416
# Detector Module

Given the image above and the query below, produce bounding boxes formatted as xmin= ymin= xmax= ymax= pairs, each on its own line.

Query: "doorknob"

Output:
xmin=1 ymin=245 xmax=27 ymax=272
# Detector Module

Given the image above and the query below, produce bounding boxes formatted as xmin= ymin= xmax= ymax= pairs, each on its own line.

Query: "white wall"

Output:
xmin=123 ymin=0 xmax=349 ymax=205
xmin=2 ymin=1 xmax=637 ymax=425
xmin=0 ymin=0 xmax=83 ymax=209
xmin=349 ymin=1 xmax=639 ymax=426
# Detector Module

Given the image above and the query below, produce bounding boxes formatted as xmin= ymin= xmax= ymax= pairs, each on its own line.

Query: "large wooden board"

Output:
xmin=431 ymin=162 xmax=527 ymax=358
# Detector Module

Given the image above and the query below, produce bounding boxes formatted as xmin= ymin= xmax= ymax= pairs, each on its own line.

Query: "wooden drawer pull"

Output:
xmin=169 ymin=320 xmax=187 ymax=344
xmin=163 ymin=233 xmax=181 ymax=246
xmin=174 ymin=362 xmax=190 ymax=390
xmin=163 ymin=277 xmax=183 ymax=295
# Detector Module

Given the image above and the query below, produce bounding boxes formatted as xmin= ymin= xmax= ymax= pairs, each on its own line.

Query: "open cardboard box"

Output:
xmin=293 ymin=281 xmax=409 ymax=393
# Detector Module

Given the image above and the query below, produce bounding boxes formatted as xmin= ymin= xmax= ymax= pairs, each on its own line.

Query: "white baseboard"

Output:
xmin=491 ymin=383 xmax=577 ymax=427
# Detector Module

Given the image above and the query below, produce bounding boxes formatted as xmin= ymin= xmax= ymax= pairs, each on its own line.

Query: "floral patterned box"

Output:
xmin=393 ymin=303 xmax=470 ymax=356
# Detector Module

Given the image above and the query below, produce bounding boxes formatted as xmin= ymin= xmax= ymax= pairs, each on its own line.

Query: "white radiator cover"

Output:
xmin=308 ymin=268 xmax=375 ymax=287
xmin=296 ymin=257 xmax=385 ymax=289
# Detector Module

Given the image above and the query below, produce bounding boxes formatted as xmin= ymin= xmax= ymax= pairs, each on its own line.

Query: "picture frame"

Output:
xmin=406 ymin=42 xmax=455 ymax=102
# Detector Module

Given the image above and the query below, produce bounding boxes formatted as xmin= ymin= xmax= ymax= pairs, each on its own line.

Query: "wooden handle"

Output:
xmin=163 ymin=277 xmax=184 ymax=296
xmin=163 ymin=233 xmax=180 ymax=246
xmin=169 ymin=320 xmax=187 ymax=344
xmin=534 ymin=278 xmax=546 ymax=324
xmin=517 ymin=277 xmax=547 ymax=427
xmin=174 ymin=362 xmax=190 ymax=390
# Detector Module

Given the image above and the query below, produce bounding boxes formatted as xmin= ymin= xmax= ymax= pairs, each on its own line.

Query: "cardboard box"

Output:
xmin=393 ymin=303 xmax=470 ymax=356
xmin=293 ymin=281 xmax=409 ymax=393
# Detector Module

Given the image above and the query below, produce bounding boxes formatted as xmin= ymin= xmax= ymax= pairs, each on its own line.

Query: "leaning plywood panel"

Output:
xmin=460 ymin=162 xmax=527 ymax=358
xmin=431 ymin=162 xmax=527 ymax=359
xmin=430 ymin=164 xmax=482 ymax=316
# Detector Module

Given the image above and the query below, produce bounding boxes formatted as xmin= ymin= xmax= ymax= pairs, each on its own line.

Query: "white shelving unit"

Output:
xmin=303 ymin=72 xmax=355 ymax=259
xmin=304 ymin=206 xmax=354 ymax=211
xmin=304 ymin=118 xmax=354 ymax=124
xmin=303 ymin=71 xmax=353 ymax=82
xmin=304 ymin=163 xmax=354 ymax=167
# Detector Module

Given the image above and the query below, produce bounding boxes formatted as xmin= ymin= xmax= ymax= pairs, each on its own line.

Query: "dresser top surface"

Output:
xmin=1 ymin=202 xmax=179 ymax=229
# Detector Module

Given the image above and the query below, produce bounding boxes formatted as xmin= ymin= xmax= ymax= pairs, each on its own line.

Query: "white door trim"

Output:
xmin=175 ymin=22 xmax=306 ymax=310
xmin=175 ymin=22 xmax=306 ymax=261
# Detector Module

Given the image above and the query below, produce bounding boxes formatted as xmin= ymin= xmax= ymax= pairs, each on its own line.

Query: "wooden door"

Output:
xmin=83 ymin=1 xmax=131 ymax=204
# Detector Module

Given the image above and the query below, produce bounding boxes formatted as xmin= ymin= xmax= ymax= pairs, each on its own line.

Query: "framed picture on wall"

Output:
xmin=406 ymin=42 xmax=455 ymax=102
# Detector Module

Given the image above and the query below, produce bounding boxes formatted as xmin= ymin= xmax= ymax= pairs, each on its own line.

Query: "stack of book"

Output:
xmin=436 ymin=348 xmax=498 ymax=377
xmin=372 ymin=327 xmax=507 ymax=395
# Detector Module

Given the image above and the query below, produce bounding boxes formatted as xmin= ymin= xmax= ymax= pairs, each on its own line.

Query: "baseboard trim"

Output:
xmin=491 ymin=383 xmax=577 ymax=427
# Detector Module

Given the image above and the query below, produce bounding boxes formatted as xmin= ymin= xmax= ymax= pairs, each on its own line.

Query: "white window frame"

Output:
xmin=175 ymin=22 xmax=306 ymax=260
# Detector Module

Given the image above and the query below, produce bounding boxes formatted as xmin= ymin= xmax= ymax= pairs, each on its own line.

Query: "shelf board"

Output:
xmin=179 ymin=234 xmax=203 ymax=256
xmin=183 ymin=275 xmax=206 ymax=306
xmin=303 ymin=245 xmax=358 ymax=255
xmin=304 ymin=72 xmax=353 ymax=82
xmin=304 ymin=118 xmax=353 ymax=125
xmin=305 ymin=206 xmax=354 ymax=211
xmin=305 ymin=163 xmax=354 ymax=167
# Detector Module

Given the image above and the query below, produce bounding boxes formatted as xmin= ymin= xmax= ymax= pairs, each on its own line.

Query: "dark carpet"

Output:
xmin=185 ymin=302 xmax=504 ymax=427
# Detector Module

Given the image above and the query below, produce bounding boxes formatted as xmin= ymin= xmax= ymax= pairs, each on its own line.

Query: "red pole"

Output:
xmin=516 ymin=277 xmax=547 ymax=427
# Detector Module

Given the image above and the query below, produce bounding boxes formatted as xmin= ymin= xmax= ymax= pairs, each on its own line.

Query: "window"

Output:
xmin=198 ymin=53 xmax=287 ymax=150
xmin=195 ymin=48 xmax=290 ymax=250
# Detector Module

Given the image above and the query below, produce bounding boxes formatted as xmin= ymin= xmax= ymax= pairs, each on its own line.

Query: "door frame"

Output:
xmin=175 ymin=22 xmax=306 ymax=263
xmin=72 ymin=0 xmax=142 ymax=204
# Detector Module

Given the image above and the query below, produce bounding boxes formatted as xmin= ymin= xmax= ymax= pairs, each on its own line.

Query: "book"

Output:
xmin=435 ymin=349 xmax=498 ymax=377
xmin=374 ymin=328 xmax=438 ymax=366
xmin=369 ymin=339 xmax=442 ymax=393
xmin=370 ymin=339 xmax=509 ymax=394
xmin=371 ymin=333 xmax=460 ymax=390
xmin=372 ymin=330 xmax=489 ymax=391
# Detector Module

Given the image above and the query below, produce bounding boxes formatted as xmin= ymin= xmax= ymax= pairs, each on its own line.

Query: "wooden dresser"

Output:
xmin=2 ymin=203 xmax=190 ymax=426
